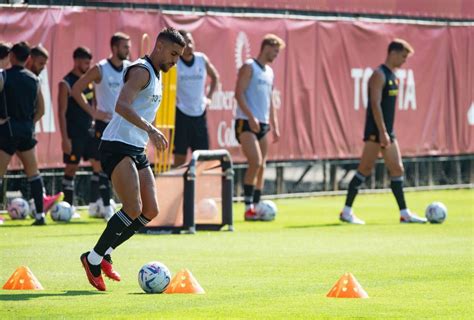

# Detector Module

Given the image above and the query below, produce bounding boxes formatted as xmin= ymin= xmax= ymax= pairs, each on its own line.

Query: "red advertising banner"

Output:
xmin=0 ymin=7 xmax=473 ymax=168
xmin=93 ymin=0 xmax=474 ymax=20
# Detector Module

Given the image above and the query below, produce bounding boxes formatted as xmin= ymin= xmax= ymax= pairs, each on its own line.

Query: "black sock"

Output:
xmin=345 ymin=172 xmax=366 ymax=207
xmin=253 ymin=189 xmax=262 ymax=205
xmin=29 ymin=175 xmax=44 ymax=214
xmin=390 ymin=176 xmax=407 ymax=210
xmin=90 ymin=172 xmax=100 ymax=203
xmin=111 ymin=214 xmax=151 ymax=250
xmin=99 ymin=172 xmax=111 ymax=206
xmin=62 ymin=175 xmax=75 ymax=206
xmin=93 ymin=209 xmax=133 ymax=256
xmin=243 ymin=184 xmax=254 ymax=208
xmin=0 ymin=177 xmax=4 ymax=209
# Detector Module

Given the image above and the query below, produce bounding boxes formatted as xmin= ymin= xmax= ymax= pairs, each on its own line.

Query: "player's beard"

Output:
xmin=160 ymin=63 xmax=174 ymax=72
xmin=117 ymin=52 xmax=128 ymax=61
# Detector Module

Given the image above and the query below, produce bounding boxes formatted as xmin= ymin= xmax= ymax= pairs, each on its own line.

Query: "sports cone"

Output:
xmin=326 ymin=272 xmax=368 ymax=298
xmin=2 ymin=266 xmax=44 ymax=290
xmin=165 ymin=269 xmax=205 ymax=294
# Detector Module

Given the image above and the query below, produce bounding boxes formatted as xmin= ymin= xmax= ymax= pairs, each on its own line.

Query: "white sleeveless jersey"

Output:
xmin=235 ymin=59 xmax=274 ymax=124
xmin=95 ymin=59 xmax=131 ymax=115
xmin=102 ymin=57 xmax=162 ymax=148
xmin=176 ymin=52 xmax=207 ymax=116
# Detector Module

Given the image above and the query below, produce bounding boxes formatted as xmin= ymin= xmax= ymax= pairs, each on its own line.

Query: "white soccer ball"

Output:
xmin=425 ymin=202 xmax=448 ymax=224
xmin=7 ymin=198 xmax=29 ymax=220
xmin=50 ymin=201 xmax=73 ymax=222
xmin=196 ymin=198 xmax=219 ymax=220
xmin=255 ymin=200 xmax=278 ymax=221
xmin=138 ymin=261 xmax=171 ymax=294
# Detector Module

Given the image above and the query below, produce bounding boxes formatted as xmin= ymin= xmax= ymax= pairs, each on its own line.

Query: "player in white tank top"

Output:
xmin=70 ymin=32 xmax=131 ymax=220
xmin=234 ymin=34 xmax=285 ymax=221
xmin=173 ymin=31 xmax=219 ymax=167
xmin=80 ymin=28 xmax=186 ymax=292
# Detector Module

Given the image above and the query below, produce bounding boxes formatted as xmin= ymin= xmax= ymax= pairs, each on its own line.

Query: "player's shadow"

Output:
xmin=285 ymin=223 xmax=343 ymax=229
xmin=0 ymin=290 xmax=102 ymax=301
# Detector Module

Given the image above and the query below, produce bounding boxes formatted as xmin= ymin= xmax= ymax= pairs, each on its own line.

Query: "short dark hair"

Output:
xmin=73 ymin=46 xmax=92 ymax=60
xmin=30 ymin=45 xmax=49 ymax=59
xmin=110 ymin=32 xmax=130 ymax=49
xmin=157 ymin=27 xmax=186 ymax=47
xmin=0 ymin=41 xmax=12 ymax=59
xmin=11 ymin=41 xmax=31 ymax=63
xmin=178 ymin=30 xmax=189 ymax=39
xmin=388 ymin=39 xmax=414 ymax=55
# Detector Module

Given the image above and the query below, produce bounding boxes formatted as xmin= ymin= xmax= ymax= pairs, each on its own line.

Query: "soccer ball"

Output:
xmin=425 ymin=202 xmax=448 ymax=224
xmin=255 ymin=200 xmax=278 ymax=221
xmin=7 ymin=198 xmax=29 ymax=220
xmin=196 ymin=198 xmax=219 ymax=220
xmin=138 ymin=261 xmax=171 ymax=294
xmin=50 ymin=201 xmax=73 ymax=222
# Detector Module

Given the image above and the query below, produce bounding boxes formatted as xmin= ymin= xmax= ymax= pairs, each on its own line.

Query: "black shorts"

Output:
xmin=363 ymin=132 xmax=396 ymax=143
xmin=0 ymin=121 xmax=37 ymax=155
xmin=234 ymin=119 xmax=270 ymax=144
xmin=173 ymin=108 xmax=209 ymax=155
xmin=91 ymin=120 xmax=109 ymax=156
xmin=0 ymin=135 xmax=37 ymax=155
xmin=63 ymin=136 xmax=98 ymax=164
xmin=99 ymin=140 xmax=150 ymax=179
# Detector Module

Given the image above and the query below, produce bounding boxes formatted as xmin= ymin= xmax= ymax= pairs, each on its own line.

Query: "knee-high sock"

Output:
xmin=99 ymin=172 xmax=111 ymax=206
xmin=344 ymin=171 xmax=367 ymax=207
xmin=253 ymin=189 xmax=262 ymax=205
xmin=93 ymin=209 xmax=133 ymax=256
xmin=29 ymin=175 xmax=44 ymax=217
xmin=62 ymin=175 xmax=75 ymax=206
xmin=243 ymin=184 xmax=254 ymax=210
xmin=89 ymin=172 xmax=100 ymax=203
xmin=390 ymin=176 xmax=407 ymax=210
xmin=111 ymin=214 xmax=151 ymax=250
xmin=0 ymin=177 xmax=4 ymax=209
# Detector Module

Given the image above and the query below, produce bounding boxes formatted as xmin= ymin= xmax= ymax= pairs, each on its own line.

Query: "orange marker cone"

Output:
xmin=326 ymin=272 xmax=368 ymax=298
xmin=165 ymin=269 xmax=205 ymax=294
xmin=2 ymin=266 xmax=44 ymax=290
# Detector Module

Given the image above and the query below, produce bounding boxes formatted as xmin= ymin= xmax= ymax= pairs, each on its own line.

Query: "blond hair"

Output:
xmin=389 ymin=38 xmax=414 ymax=55
xmin=261 ymin=34 xmax=286 ymax=51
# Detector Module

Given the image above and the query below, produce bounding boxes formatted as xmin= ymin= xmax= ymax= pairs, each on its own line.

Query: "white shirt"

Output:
xmin=102 ymin=57 xmax=162 ymax=148
xmin=235 ymin=59 xmax=274 ymax=124
xmin=176 ymin=52 xmax=207 ymax=116
xmin=95 ymin=59 xmax=130 ymax=115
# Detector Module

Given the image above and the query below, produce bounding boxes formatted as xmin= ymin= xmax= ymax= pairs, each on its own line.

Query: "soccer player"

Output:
xmin=339 ymin=39 xmax=427 ymax=224
xmin=234 ymin=34 xmax=284 ymax=221
xmin=25 ymin=45 xmax=49 ymax=76
xmin=173 ymin=30 xmax=219 ymax=167
xmin=58 ymin=47 xmax=103 ymax=214
xmin=71 ymin=32 xmax=131 ymax=220
xmin=0 ymin=42 xmax=47 ymax=225
xmin=80 ymin=27 xmax=185 ymax=291
xmin=0 ymin=42 xmax=11 ymax=69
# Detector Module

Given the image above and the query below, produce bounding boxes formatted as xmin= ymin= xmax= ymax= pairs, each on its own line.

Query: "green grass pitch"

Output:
xmin=0 ymin=189 xmax=472 ymax=319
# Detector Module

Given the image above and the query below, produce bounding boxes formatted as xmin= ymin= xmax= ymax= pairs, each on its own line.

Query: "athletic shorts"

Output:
xmin=234 ymin=119 xmax=270 ymax=144
xmin=63 ymin=136 xmax=99 ymax=164
xmin=173 ymin=108 xmax=209 ymax=155
xmin=99 ymin=140 xmax=150 ymax=179
xmin=0 ymin=135 xmax=37 ymax=155
xmin=363 ymin=132 xmax=396 ymax=143
xmin=89 ymin=120 xmax=108 ymax=154
xmin=0 ymin=122 xmax=36 ymax=155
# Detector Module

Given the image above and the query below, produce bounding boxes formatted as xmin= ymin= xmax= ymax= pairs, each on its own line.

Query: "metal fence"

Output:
xmin=2 ymin=155 xmax=472 ymax=208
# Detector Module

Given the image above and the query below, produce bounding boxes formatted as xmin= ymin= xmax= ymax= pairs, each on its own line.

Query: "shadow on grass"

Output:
xmin=286 ymin=223 xmax=343 ymax=229
xmin=0 ymin=290 xmax=102 ymax=301
xmin=0 ymin=220 xmax=100 ymax=228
